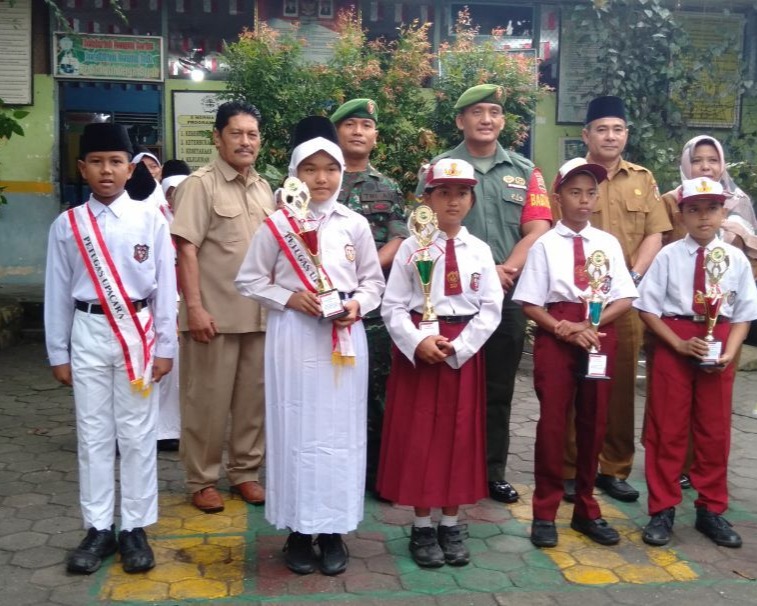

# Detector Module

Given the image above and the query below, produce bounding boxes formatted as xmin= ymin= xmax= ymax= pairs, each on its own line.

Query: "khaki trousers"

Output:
xmin=564 ymin=309 xmax=642 ymax=480
xmin=180 ymin=332 xmax=265 ymax=492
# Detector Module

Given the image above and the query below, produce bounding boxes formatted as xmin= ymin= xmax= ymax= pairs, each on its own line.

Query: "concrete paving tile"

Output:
xmin=343 ymin=571 xmax=403 ymax=593
xmin=494 ymin=591 xmax=557 ymax=605
xmin=11 ymin=544 xmax=67 ymax=568
xmin=0 ymin=530 xmax=48 ymax=550
xmin=29 ymin=564 xmax=81 ymax=588
xmin=449 ymin=566 xmax=513 ymax=592
xmin=345 ymin=535 xmax=387 ymax=558
xmin=0 ymin=480 xmax=35 ymax=496
xmin=4 ymin=459 xmax=52 ymax=474
xmin=48 ymin=492 xmax=80 ymax=508
xmin=400 ymin=569 xmax=461 ymax=594
xmin=3 ymin=493 xmax=50 ymax=508
xmin=0 ymin=571 xmax=52 ymax=606
xmin=0 ymin=517 xmax=32 ymax=535
xmin=46 ymin=529 xmax=84 ymax=550
xmin=508 ymin=566 xmax=565 ymax=589
xmin=485 ymin=535 xmax=533 ymax=554
xmin=31 ymin=515 xmax=82 ymax=534
xmin=15 ymin=503 xmax=67 ymax=521
xmin=436 ymin=593 xmax=500 ymax=606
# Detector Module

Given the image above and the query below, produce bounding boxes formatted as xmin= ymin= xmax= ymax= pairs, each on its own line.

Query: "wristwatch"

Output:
xmin=630 ymin=270 xmax=642 ymax=286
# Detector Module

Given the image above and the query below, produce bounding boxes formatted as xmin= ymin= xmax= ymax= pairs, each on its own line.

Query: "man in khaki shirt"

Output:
xmin=171 ymin=101 xmax=275 ymax=512
xmin=555 ymin=96 xmax=671 ymax=504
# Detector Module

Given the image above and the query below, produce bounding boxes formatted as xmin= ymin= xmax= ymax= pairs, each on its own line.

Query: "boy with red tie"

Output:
xmin=635 ymin=177 xmax=757 ymax=548
xmin=513 ymin=158 xmax=637 ymax=547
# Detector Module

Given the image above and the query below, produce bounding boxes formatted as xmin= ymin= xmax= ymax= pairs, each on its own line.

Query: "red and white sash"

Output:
xmin=68 ymin=204 xmax=156 ymax=395
xmin=264 ymin=209 xmax=355 ymax=365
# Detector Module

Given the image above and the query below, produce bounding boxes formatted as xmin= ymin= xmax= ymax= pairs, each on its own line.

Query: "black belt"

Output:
xmin=436 ymin=315 xmax=476 ymax=324
xmin=667 ymin=314 xmax=729 ymax=324
xmin=75 ymin=299 xmax=149 ymax=314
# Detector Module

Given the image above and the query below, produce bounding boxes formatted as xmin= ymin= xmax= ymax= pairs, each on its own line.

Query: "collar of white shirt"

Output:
xmin=555 ymin=220 xmax=592 ymax=239
xmin=683 ymin=233 xmax=722 ymax=256
xmin=433 ymin=226 xmax=472 ymax=246
xmin=87 ymin=191 xmax=130 ymax=218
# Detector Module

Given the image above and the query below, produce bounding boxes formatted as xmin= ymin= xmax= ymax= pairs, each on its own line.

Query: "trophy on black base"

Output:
xmin=582 ymin=250 xmax=611 ymax=380
xmin=697 ymin=246 xmax=730 ymax=366
xmin=408 ymin=205 xmax=440 ymax=336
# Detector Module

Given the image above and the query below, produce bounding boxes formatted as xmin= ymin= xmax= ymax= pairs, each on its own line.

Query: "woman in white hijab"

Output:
xmin=662 ymin=135 xmax=757 ymax=272
xmin=235 ymin=116 xmax=384 ymax=577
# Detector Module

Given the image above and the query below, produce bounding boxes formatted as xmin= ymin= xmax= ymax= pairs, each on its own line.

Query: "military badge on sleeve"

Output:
xmin=133 ymin=244 xmax=150 ymax=263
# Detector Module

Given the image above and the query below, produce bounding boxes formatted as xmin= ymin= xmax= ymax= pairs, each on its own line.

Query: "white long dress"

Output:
xmin=235 ymin=197 xmax=384 ymax=534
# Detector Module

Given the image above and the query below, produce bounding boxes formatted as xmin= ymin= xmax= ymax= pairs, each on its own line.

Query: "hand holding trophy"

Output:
xmin=408 ymin=204 xmax=440 ymax=336
xmin=581 ymin=250 xmax=611 ymax=380
xmin=697 ymin=246 xmax=730 ymax=366
xmin=281 ymin=176 xmax=347 ymax=320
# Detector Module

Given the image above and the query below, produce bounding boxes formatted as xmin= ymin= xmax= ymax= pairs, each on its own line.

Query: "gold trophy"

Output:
xmin=408 ymin=205 xmax=440 ymax=336
xmin=697 ymin=246 xmax=730 ymax=366
xmin=281 ymin=177 xmax=347 ymax=319
xmin=581 ymin=250 xmax=611 ymax=380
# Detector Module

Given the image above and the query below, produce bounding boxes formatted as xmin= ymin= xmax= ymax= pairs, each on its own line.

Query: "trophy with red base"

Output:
xmin=582 ymin=250 xmax=611 ymax=380
xmin=281 ymin=177 xmax=347 ymax=319
xmin=408 ymin=205 xmax=440 ymax=336
xmin=698 ymin=246 xmax=730 ymax=366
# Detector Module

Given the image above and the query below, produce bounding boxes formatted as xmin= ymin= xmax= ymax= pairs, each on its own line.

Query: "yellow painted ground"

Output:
xmin=510 ymin=484 xmax=699 ymax=585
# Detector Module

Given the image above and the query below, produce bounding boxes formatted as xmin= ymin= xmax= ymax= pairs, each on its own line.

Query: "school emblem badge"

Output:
xmin=344 ymin=243 xmax=356 ymax=262
xmin=470 ymin=272 xmax=481 ymax=292
xmin=133 ymin=244 xmax=149 ymax=263
xmin=444 ymin=162 xmax=462 ymax=177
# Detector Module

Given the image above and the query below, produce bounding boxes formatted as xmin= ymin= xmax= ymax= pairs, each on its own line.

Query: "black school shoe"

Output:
xmin=642 ymin=507 xmax=675 ymax=546
xmin=488 ymin=481 xmax=519 ymax=503
xmin=157 ymin=439 xmax=180 ymax=452
xmin=437 ymin=524 xmax=470 ymax=566
xmin=66 ymin=526 xmax=118 ymax=574
xmin=409 ymin=526 xmax=445 ymax=568
xmin=563 ymin=479 xmax=576 ymax=503
xmin=530 ymin=520 xmax=558 ymax=548
xmin=316 ymin=533 xmax=349 ymax=576
xmin=679 ymin=474 xmax=692 ymax=490
xmin=595 ymin=474 xmax=640 ymax=502
xmin=695 ymin=508 xmax=742 ymax=548
xmin=118 ymin=527 xmax=155 ymax=573
xmin=570 ymin=515 xmax=620 ymax=545
xmin=283 ymin=532 xmax=317 ymax=574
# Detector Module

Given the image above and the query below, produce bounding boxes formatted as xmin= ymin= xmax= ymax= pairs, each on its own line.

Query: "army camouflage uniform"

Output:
xmin=338 ymin=165 xmax=408 ymax=491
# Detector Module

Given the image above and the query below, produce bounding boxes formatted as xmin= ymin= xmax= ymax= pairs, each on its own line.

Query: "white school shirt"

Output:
xmin=513 ymin=221 xmax=637 ymax=308
xmin=381 ymin=227 xmax=502 ymax=369
xmin=235 ymin=202 xmax=385 ymax=315
xmin=44 ymin=192 xmax=178 ymax=366
xmin=633 ymin=234 xmax=757 ymax=322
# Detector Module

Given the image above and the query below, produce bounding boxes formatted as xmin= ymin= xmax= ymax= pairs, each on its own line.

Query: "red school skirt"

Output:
xmin=376 ymin=317 xmax=488 ymax=508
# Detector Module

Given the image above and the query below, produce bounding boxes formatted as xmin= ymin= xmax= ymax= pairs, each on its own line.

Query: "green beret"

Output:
xmin=330 ymin=98 xmax=379 ymax=125
xmin=453 ymin=84 xmax=505 ymax=111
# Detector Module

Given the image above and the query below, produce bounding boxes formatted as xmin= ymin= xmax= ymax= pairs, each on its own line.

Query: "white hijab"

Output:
xmin=288 ymin=137 xmax=345 ymax=217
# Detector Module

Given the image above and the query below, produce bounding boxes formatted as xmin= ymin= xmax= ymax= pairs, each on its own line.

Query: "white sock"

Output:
xmin=413 ymin=515 xmax=433 ymax=529
xmin=440 ymin=514 xmax=458 ymax=528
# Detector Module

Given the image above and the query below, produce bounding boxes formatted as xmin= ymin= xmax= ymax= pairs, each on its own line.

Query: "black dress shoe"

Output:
xmin=283 ymin=532 xmax=317 ymax=574
xmin=530 ymin=520 xmax=558 ymax=548
xmin=157 ymin=439 xmax=180 ymax=452
xmin=563 ymin=479 xmax=576 ymax=503
xmin=437 ymin=524 xmax=470 ymax=566
xmin=595 ymin=474 xmax=639 ymax=502
xmin=66 ymin=526 xmax=118 ymax=574
xmin=679 ymin=474 xmax=692 ymax=490
xmin=570 ymin=515 xmax=620 ymax=545
xmin=642 ymin=507 xmax=675 ymax=546
xmin=118 ymin=527 xmax=155 ymax=573
xmin=695 ymin=508 xmax=742 ymax=548
xmin=316 ymin=533 xmax=349 ymax=575
xmin=409 ymin=526 xmax=445 ymax=568
xmin=488 ymin=481 xmax=519 ymax=503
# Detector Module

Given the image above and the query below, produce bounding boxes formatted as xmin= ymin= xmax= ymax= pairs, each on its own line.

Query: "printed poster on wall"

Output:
xmin=53 ymin=33 xmax=164 ymax=82
xmin=0 ymin=0 xmax=33 ymax=105
xmin=172 ymin=91 xmax=223 ymax=171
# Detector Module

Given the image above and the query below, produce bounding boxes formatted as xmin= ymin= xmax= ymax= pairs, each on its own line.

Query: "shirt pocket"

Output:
xmin=500 ymin=188 xmax=526 ymax=226
xmin=211 ymin=203 xmax=244 ymax=243
xmin=624 ymin=196 xmax=649 ymax=237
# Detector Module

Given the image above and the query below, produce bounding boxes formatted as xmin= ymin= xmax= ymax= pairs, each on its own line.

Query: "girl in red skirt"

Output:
xmin=377 ymin=158 xmax=502 ymax=567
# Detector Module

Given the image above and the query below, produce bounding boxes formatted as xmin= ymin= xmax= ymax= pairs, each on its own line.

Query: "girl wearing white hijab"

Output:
xmin=662 ymin=135 xmax=757 ymax=272
xmin=235 ymin=116 xmax=384 ymax=577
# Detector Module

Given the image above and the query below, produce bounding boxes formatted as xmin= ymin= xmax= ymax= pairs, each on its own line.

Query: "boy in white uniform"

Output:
xmin=45 ymin=123 xmax=177 ymax=574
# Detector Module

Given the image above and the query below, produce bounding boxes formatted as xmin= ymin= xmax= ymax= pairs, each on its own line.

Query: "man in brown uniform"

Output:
xmin=559 ymin=96 xmax=671 ymax=502
xmin=171 ymin=101 xmax=275 ymax=512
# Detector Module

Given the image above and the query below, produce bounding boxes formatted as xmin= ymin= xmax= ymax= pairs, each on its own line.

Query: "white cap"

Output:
xmin=554 ymin=157 xmax=607 ymax=190
xmin=678 ymin=177 xmax=726 ymax=206
xmin=424 ymin=158 xmax=478 ymax=189
xmin=161 ymin=174 xmax=188 ymax=196
xmin=132 ymin=151 xmax=161 ymax=166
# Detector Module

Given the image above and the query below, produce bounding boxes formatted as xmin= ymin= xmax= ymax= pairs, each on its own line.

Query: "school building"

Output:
xmin=0 ymin=0 xmax=755 ymax=294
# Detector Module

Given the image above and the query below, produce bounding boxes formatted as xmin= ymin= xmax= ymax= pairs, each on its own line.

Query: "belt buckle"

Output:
xmin=692 ymin=314 xmax=706 ymax=323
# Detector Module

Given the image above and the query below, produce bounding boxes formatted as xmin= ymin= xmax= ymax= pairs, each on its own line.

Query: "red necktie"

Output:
xmin=445 ymin=238 xmax=463 ymax=295
xmin=693 ymin=246 xmax=706 ymax=314
xmin=573 ymin=236 xmax=589 ymax=289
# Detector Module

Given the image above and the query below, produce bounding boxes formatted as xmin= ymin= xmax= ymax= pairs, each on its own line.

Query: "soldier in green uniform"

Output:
xmin=420 ymin=84 xmax=552 ymax=503
xmin=331 ymin=98 xmax=409 ymax=496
